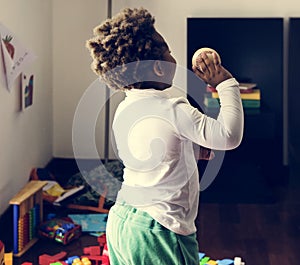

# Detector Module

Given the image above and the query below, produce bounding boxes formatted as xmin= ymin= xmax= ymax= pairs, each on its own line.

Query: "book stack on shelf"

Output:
xmin=204 ymin=82 xmax=261 ymax=114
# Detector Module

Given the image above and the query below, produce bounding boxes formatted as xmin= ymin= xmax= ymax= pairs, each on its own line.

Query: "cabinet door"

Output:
xmin=187 ymin=18 xmax=283 ymax=155
xmin=187 ymin=18 xmax=284 ymax=202
xmin=288 ymin=18 xmax=300 ymax=153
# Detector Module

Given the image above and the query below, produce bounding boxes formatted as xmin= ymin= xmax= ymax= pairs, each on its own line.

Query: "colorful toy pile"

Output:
xmin=20 ymin=234 xmax=109 ymax=265
xmin=199 ymin=252 xmax=245 ymax=265
xmin=17 ymin=232 xmax=246 ymax=265
xmin=38 ymin=218 xmax=82 ymax=245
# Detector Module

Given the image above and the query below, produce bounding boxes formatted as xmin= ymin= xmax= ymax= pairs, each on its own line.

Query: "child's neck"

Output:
xmin=135 ymin=81 xmax=171 ymax=90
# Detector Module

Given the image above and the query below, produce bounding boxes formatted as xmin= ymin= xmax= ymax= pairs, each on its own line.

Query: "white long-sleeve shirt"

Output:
xmin=112 ymin=78 xmax=244 ymax=235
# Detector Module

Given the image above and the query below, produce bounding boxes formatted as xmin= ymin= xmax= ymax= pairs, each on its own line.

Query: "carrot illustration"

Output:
xmin=2 ymin=35 xmax=15 ymax=59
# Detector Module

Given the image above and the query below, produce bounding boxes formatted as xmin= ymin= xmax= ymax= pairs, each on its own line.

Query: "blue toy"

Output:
xmin=64 ymin=256 xmax=80 ymax=264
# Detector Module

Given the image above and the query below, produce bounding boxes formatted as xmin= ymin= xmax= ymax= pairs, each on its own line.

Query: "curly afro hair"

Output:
xmin=86 ymin=7 xmax=166 ymax=90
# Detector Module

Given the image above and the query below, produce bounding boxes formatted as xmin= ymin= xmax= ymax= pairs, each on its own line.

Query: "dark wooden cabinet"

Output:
xmin=187 ymin=18 xmax=285 ymax=203
xmin=288 ymin=18 xmax=300 ymax=162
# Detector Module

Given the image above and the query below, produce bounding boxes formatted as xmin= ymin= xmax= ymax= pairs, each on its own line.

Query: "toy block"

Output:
xmin=234 ymin=257 xmax=243 ymax=265
xmin=198 ymin=252 xmax=206 ymax=260
xmin=83 ymin=246 xmax=101 ymax=256
xmin=81 ymin=257 xmax=92 ymax=265
xmin=102 ymin=244 xmax=109 ymax=257
xmin=206 ymin=260 xmax=217 ymax=265
xmin=82 ymin=255 xmax=109 ymax=265
xmin=216 ymin=259 xmax=234 ymax=265
xmin=97 ymin=234 xmax=107 ymax=247
xmin=71 ymin=257 xmax=91 ymax=265
xmin=4 ymin=252 xmax=13 ymax=265
xmin=65 ymin=256 xmax=80 ymax=264
xmin=200 ymin=256 xmax=210 ymax=265
xmin=71 ymin=257 xmax=81 ymax=265
xmin=39 ymin=251 xmax=67 ymax=265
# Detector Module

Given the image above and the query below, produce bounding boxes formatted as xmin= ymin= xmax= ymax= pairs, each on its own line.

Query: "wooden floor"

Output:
xmin=195 ymin=161 xmax=300 ymax=264
xmin=1 ymin=159 xmax=299 ymax=265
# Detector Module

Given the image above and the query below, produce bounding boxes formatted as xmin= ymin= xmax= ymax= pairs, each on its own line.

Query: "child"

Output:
xmin=86 ymin=7 xmax=243 ymax=265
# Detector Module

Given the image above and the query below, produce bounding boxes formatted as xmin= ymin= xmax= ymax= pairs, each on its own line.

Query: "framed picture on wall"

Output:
xmin=21 ymin=72 xmax=34 ymax=110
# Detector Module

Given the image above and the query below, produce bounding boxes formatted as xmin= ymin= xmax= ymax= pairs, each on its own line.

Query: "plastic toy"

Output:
xmin=39 ymin=251 xmax=67 ymax=265
xmin=83 ymin=246 xmax=101 ymax=256
xmin=39 ymin=218 xmax=81 ymax=245
xmin=200 ymin=256 xmax=210 ymax=265
xmin=21 ymin=262 xmax=33 ymax=265
xmin=80 ymin=234 xmax=109 ymax=265
xmin=64 ymin=256 xmax=80 ymax=264
xmin=4 ymin=252 xmax=13 ymax=265
xmin=206 ymin=260 xmax=217 ymax=265
xmin=234 ymin=257 xmax=245 ymax=265
xmin=97 ymin=234 xmax=107 ymax=247
xmin=82 ymin=255 xmax=109 ymax=265
xmin=81 ymin=257 xmax=92 ymax=265
xmin=217 ymin=259 xmax=236 ymax=265
xmin=198 ymin=252 xmax=245 ymax=265
xmin=71 ymin=257 xmax=91 ymax=265
xmin=36 ymin=233 xmax=109 ymax=265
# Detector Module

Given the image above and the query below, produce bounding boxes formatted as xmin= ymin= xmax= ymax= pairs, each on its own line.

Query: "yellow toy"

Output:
xmin=4 ymin=253 xmax=13 ymax=265
xmin=71 ymin=257 xmax=91 ymax=265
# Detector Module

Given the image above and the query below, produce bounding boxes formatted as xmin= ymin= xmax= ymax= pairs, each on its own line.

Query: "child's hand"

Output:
xmin=192 ymin=52 xmax=233 ymax=88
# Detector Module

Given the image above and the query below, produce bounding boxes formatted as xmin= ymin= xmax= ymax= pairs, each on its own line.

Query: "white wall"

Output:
xmin=52 ymin=0 xmax=109 ymax=158
xmin=52 ymin=0 xmax=300 ymax=161
xmin=0 ymin=0 xmax=53 ymax=215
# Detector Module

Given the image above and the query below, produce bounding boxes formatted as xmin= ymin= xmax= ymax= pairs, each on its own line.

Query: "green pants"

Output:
xmin=106 ymin=203 xmax=199 ymax=265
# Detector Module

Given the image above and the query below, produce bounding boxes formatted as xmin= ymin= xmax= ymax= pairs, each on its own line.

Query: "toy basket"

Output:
xmin=38 ymin=218 xmax=82 ymax=245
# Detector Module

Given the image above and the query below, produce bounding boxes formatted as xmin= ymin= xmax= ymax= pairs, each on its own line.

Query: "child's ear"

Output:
xmin=153 ymin=60 xmax=164 ymax=77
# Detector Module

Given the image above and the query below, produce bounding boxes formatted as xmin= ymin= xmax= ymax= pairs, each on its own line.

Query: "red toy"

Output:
xmin=97 ymin=234 xmax=107 ymax=247
xmin=83 ymin=246 xmax=101 ymax=256
xmin=81 ymin=255 xmax=109 ymax=265
xmin=39 ymin=251 xmax=67 ymax=265
xmin=81 ymin=234 xmax=110 ymax=265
